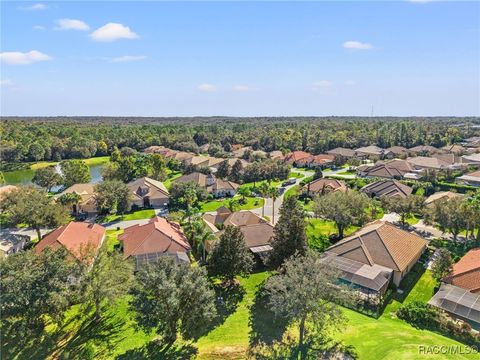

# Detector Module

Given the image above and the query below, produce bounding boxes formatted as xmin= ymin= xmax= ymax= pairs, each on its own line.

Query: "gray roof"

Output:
xmin=132 ymin=251 xmax=190 ymax=271
xmin=429 ymin=284 xmax=480 ymax=325
xmin=321 ymin=252 xmax=393 ymax=292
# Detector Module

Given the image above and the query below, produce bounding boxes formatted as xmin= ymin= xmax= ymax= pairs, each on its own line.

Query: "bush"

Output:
xmin=397 ymin=301 xmax=438 ymax=329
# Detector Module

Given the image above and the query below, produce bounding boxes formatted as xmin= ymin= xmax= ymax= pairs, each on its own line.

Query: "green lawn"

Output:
xmin=105 ymin=229 xmax=123 ymax=251
xmin=164 ymin=170 xmax=183 ymax=189
xmin=306 ymin=218 xmax=358 ymax=238
xmin=199 ymin=196 xmax=264 ymax=213
xmin=239 ymin=179 xmax=283 ymax=192
xmin=284 ymin=185 xmax=300 ymax=199
xmin=99 ymin=209 xmax=156 ymax=223
xmin=196 ymin=272 xmax=270 ymax=359
xmin=289 ymin=171 xmax=304 ymax=179
xmin=405 ymin=214 xmax=421 ymax=226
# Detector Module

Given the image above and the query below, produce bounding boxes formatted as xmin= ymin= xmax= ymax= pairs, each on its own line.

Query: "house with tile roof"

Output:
xmin=408 ymin=145 xmax=440 ymax=156
xmin=424 ymin=191 xmax=463 ymax=207
xmin=56 ymin=183 xmax=98 ymax=215
xmin=301 ymin=178 xmax=347 ymax=196
xmin=296 ymin=154 xmax=335 ymax=168
xmin=119 ymin=217 xmax=191 ymax=270
xmin=358 ymin=159 xmax=416 ymax=179
xmin=35 ymin=222 xmax=106 ymax=263
xmin=127 ymin=177 xmax=170 ymax=208
xmin=355 ymin=146 xmax=393 ymax=159
xmin=456 ymin=170 xmax=480 ymax=187
xmin=386 ymin=146 xmax=409 ymax=157
xmin=326 ymin=147 xmax=360 ymax=160
xmin=360 ymin=180 xmax=413 ymax=199
xmin=283 ymin=151 xmax=311 ymax=166
xmin=443 ymin=248 xmax=480 ymax=293
xmin=325 ymin=221 xmax=428 ymax=287
xmin=174 ymin=172 xmax=240 ymax=197
xmin=406 ymin=156 xmax=451 ymax=170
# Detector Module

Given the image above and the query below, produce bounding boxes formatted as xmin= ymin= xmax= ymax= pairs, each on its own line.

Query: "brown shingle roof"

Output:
xmin=386 ymin=146 xmax=408 ymax=155
xmin=327 ymin=221 xmax=427 ymax=272
xmin=361 ymin=180 xmax=412 ymax=198
xmin=362 ymin=159 xmax=414 ymax=179
xmin=35 ymin=222 xmax=105 ymax=262
xmin=302 ymin=178 xmax=347 ymax=194
xmin=424 ymin=191 xmax=463 ymax=205
xmin=119 ymin=217 xmax=190 ymax=258
xmin=444 ymin=248 xmax=480 ymax=293
xmin=327 ymin=147 xmax=356 ymax=158
xmin=128 ymin=177 xmax=169 ymax=200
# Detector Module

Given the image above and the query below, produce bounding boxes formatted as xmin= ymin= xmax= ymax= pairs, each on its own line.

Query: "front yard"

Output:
xmin=199 ymin=196 xmax=264 ymax=213
xmin=98 ymin=209 xmax=156 ymax=223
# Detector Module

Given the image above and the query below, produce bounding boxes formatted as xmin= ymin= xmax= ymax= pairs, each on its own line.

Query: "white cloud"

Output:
xmin=313 ymin=80 xmax=333 ymax=88
xmin=198 ymin=83 xmax=217 ymax=92
xmin=342 ymin=41 xmax=373 ymax=50
xmin=0 ymin=79 xmax=13 ymax=86
xmin=344 ymin=80 xmax=356 ymax=86
xmin=233 ymin=85 xmax=250 ymax=92
xmin=22 ymin=3 xmax=47 ymax=11
xmin=89 ymin=23 xmax=139 ymax=42
xmin=0 ymin=50 xmax=52 ymax=65
xmin=55 ymin=19 xmax=90 ymax=31
xmin=111 ymin=55 xmax=147 ymax=63
xmin=33 ymin=25 xmax=46 ymax=30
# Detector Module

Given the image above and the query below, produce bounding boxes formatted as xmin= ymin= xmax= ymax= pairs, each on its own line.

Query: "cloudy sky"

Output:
xmin=1 ymin=1 xmax=479 ymax=116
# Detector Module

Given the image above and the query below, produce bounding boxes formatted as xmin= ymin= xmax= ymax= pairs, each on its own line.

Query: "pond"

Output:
xmin=3 ymin=163 xmax=106 ymax=186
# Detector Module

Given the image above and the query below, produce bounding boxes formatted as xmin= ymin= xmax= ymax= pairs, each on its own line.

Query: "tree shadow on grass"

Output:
xmin=210 ymin=282 xmax=246 ymax=328
xmin=392 ymin=262 xmax=426 ymax=304
xmin=116 ymin=339 xmax=197 ymax=360
xmin=248 ymin=281 xmax=289 ymax=349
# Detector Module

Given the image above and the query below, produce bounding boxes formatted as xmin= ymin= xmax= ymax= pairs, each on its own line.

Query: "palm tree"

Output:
xmin=237 ymin=187 xmax=250 ymax=204
xmin=268 ymin=186 xmax=280 ymax=224
xmin=183 ymin=217 xmax=215 ymax=262
xmin=258 ymin=182 xmax=270 ymax=218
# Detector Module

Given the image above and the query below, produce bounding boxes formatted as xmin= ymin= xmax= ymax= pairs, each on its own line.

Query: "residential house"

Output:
xmin=56 ymin=183 xmax=98 ymax=215
xmin=326 ymin=147 xmax=360 ymax=160
xmin=461 ymin=153 xmax=480 ymax=166
xmin=301 ymin=178 xmax=347 ymax=196
xmin=408 ymin=145 xmax=440 ymax=156
xmin=325 ymin=221 xmax=427 ymax=288
xmin=203 ymin=210 xmax=274 ymax=260
xmin=35 ymin=222 xmax=106 ymax=263
xmin=269 ymin=150 xmax=285 ymax=161
xmin=443 ymin=248 xmax=480 ymax=293
xmin=284 ymin=151 xmax=311 ymax=166
xmin=174 ymin=172 xmax=240 ymax=198
xmin=432 ymin=153 xmax=464 ymax=169
xmin=361 ymin=180 xmax=413 ymax=199
xmin=428 ymin=249 xmax=480 ymax=329
xmin=386 ymin=146 xmax=409 ymax=158
xmin=442 ymin=144 xmax=467 ymax=155
xmin=358 ymin=159 xmax=416 ymax=179
xmin=128 ymin=177 xmax=170 ymax=208
xmin=355 ymin=146 xmax=393 ymax=159
xmin=456 ymin=170 xmax=480 ymax=187
xmin=119 ymin=217 xmax=190 ymax=270
xmin=298 ymin=154 xmax=335 ymax=168
xmin=406 ymin=156 xmax=450 ymax=171
xmin=424 ymin=191 xmax=463 ymax=207
xmin=143 ymin=145 xmax=167 ymax=154
xmin=232 ymin=146 xmax=251 ymax=158
xmin=0 ymin=233 xmax=29 ymax=258
xmin=210 ymin=158 xmax=249 ymax=171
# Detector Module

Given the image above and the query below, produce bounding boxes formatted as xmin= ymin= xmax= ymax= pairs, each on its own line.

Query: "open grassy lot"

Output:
xmin=306 ymin=218 xmax=358 ymax=238
xmin=199 ymin=196 xmax=264 ymax=213
xmin=98 ymin=209 xmax=156 ymax=223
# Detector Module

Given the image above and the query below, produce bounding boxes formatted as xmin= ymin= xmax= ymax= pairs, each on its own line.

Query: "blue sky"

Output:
xmin=1 ymin=1 xmax=479 ymax=116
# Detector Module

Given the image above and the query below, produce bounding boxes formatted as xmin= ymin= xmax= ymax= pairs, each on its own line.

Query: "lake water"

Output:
xmin=3 ymin=164 xmax=105 ymax=186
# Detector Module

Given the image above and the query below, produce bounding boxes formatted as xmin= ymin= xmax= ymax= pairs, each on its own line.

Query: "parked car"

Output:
xmin=282 ymin=178 xmax=297 ymax=186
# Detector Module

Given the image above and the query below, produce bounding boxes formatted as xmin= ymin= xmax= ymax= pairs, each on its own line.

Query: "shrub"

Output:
xmin=397 ymin=301 xmax=438 ymax=329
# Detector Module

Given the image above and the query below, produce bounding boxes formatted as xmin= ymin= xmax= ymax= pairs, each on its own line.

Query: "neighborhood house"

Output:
xmin=127 ymin=177 xmax=170 ymax=208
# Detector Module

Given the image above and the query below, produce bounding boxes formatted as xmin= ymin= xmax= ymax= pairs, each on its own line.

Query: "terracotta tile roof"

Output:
xmin=424 ymin=191 xmax=463 ymax=205
xmin=302 ymin=178 xmax=347 ymax=193
xmin=119 ymin=217 xmax=190 ymax=258
xmin=284 ymin=151 xmax=311 ymax=164
xmin=361 ymin=180 xmax=412 ymax=198
xmin=327 ymin=221 xmax=427 ymax=272
xmin=444 ymin=248 xmax=480 ymax=293
xmin=35 ymin=222 xmax=105 ymax=261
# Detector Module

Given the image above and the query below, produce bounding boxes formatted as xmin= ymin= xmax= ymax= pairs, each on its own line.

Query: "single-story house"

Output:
xmin=0 ymin=233 xmax=29 ymax=258
xmin=210 ymin=158 xmax=249 ymax=171
xmin=301 ymin=178 xmax=347 ymax=196
xmin=386 ymin=146 xmax=409 ymax=157
xmin=442 ymin=144 xmax=467 ymax=155
xmin=358 ymin=159 xmax=416 ymax=179
xmin=35 ymin=222 xmax=106 ymax=263
xmin=203 ymin=210 xmax=273 ymax=260
xmin=325 ymin=221 xmax=428 ymax=287
xmin=355 ymin=146 xmax=393 ymax=159
xmin=297 ymin=154 xmax=335 ymax=168
xmin=326 ymin=147 xmax=361 ymax=160
xmin=174 ymin=172 xmax=239 ymax=198
xmin=432 ymin=153 xmax=464 ymax=168
xmin=143 ymin=145 xmax=167 ymax=154
xmin=428 ymin=284 xmax=480 ymax=329
xmin=56 ymin=183 xmax=98 ymax=215
xmin=269 ymin=151 xmax=285 ymax=161
xmin=461 ymin=153 xmax=480 ymax=166
xmin=128 ymin=177 xmax=170 ymax=208
xmin=443 ymin=248 xmax=480 ymax=293
xmin=456 ymin=170 xmax=480 ymax=187
xmin=284 ymin=151 xmax=311 ymax=166
xmin=119 ymin=217 xmax=191 ymax=270
xmin=406 ymin=156 xmax=451 ymax=171
xmin=424 ymin=191 xmax=463 ymax=207
xmin=408 ymin=145 xmax=440 ymax=156
xmin=360 ymin=180 xmax=413 ymax=199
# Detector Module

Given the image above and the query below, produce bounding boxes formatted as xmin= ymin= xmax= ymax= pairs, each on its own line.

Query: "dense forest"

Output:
xmin=1 ymin=116 xmax=479 ymax=164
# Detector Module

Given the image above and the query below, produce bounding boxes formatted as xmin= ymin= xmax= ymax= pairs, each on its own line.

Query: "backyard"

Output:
xmin=199 ymin=196 xmax=264 ymax=213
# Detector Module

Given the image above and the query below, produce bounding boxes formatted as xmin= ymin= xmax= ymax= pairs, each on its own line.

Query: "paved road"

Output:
xmin=322 ymin=167 xmax=357 ymax=179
